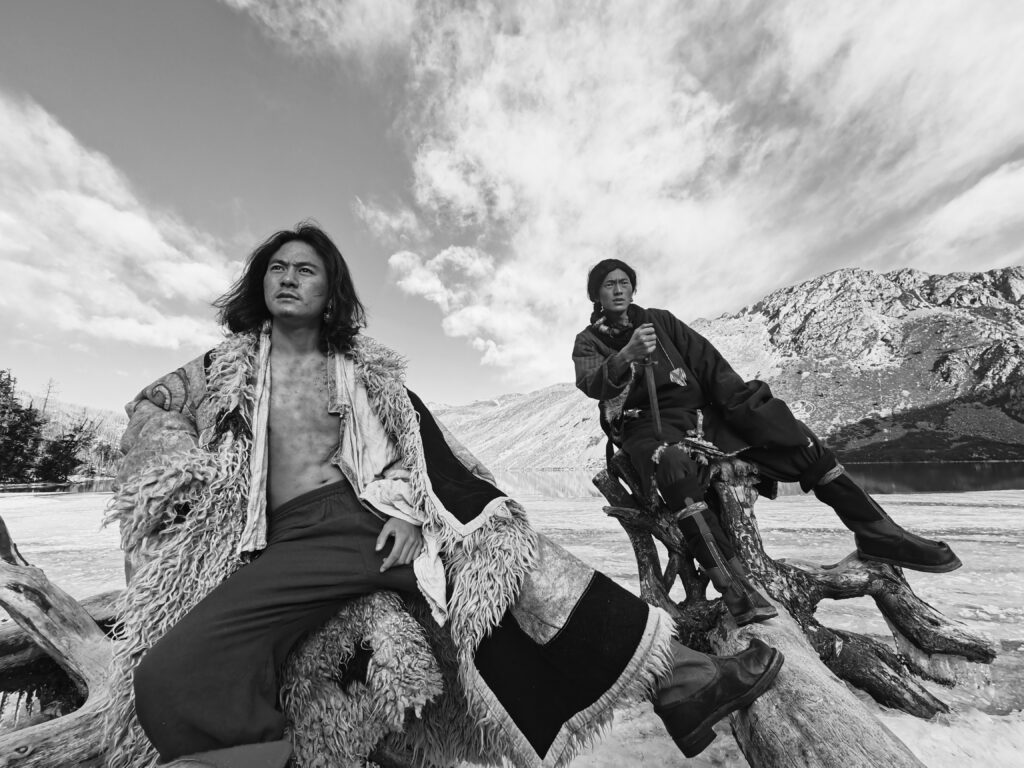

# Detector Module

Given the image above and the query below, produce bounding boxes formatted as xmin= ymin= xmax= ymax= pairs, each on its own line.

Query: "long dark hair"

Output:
xmin=586 ymin=258 xmax=637 ymax=323
xmin=214 ymin=222 xmax=367 ymax=352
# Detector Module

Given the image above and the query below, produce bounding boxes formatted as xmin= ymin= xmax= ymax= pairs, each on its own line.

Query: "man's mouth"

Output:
xmin=276 ymin=293 xmax=299 ymax=300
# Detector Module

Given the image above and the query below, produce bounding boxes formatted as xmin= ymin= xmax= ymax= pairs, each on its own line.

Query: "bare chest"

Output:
xmin=267 ymin=354 xmax=339 ymax=456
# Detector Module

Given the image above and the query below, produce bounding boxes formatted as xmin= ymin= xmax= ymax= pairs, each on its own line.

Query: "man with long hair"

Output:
xmin=107 ymin=225 xmax=783 ymax=768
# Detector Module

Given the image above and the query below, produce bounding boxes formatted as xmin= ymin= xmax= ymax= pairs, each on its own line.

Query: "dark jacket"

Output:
xmin=572 ymin=306 xmax=808 ymax=453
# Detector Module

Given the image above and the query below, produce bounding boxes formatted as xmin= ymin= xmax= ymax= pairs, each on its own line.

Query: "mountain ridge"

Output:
xmin=437 ymin=264 xmax=1024 ymax=470
xmin=14 ymin=264 xmax=1023 ymax=472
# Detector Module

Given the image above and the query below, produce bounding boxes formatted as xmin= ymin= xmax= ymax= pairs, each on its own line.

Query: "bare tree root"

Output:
xmin=593 ymin=452 xmax=996 ymax=768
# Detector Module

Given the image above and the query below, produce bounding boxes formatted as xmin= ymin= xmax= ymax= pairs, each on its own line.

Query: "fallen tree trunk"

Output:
xmin=0 ymin=454 xmax=999 ymax=767
xmin=594 ymin=451 xmax=996 ymax=768
xmin=0 ymin=518 xmax=112 ymax=767
xmin=713 ymin=610 xmax=923 ymax=768
xmin=0 ymin=591 xmax=119 ymax=677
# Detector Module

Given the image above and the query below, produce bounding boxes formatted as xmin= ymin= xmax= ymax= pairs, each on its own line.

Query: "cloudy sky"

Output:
xmin=1 ymin=0 xmax=1022 ymax=413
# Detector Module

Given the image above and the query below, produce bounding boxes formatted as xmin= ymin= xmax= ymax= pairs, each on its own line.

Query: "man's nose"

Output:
xmin=280 ymin=270 xmax=298 ymax=286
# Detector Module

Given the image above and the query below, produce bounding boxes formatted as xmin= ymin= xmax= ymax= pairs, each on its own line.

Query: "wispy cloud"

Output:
xmin=223 ymin=0 xmax=416 ymax=64
xmin=353 ymin=196 xmax=425 ymax=246
xmin=0 ymin=93 xmax=231 ymax=349
xmin=231 ymin=0 xmax=1024 ymax=387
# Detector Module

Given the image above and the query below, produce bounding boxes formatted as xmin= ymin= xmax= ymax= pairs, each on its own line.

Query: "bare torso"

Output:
xmin=266 ymin=347 xmax=344 ymax=510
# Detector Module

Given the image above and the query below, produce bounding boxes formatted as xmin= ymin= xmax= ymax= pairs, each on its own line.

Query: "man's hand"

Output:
xmin=621 ymin=323 xmax=657 ymax=363
xmin=376 ymin=517 xmax=424 ymax=572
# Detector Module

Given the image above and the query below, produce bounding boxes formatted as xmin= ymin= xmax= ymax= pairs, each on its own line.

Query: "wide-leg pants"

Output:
xmin=625 ymin=421 xmax=836 ymax=567
xmin=133 ymin=479 xmax=417 ymax=763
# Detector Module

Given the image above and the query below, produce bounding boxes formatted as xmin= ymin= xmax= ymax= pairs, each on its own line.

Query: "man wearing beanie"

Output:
xmin=572 ymin=259 xmax=961 ymax=627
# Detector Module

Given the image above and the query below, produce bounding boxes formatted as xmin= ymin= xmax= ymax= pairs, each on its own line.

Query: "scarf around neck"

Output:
xmin=589 ymin=303 xmax=647 ymax=351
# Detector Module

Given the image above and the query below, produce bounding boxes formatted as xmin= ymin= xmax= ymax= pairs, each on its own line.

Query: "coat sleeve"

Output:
xmin=407 ymin=389 xmax=505 ymax=526
xmin=572 ymin=330 xmax=631 ymax=401
xmin=662 ymin=311 xmax=807 ymax=449
xmin=115 ymin=353 xmax=208 ymax=487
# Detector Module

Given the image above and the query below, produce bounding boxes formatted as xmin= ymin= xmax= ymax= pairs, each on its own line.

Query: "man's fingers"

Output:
xmin=401 ymin=541 xmax=416 ymax=564
xmin=376 ymin=519 xmax=424 ymax=570
xmin=403 ymin=542 xmax=419 ymax=565
xmin=392 ymin=537 xmax=422 ymax=566
xmin=394 ymin=539 xmax=410 ymax=564
xmin=380 ymin=549 xmax=398 ymax=571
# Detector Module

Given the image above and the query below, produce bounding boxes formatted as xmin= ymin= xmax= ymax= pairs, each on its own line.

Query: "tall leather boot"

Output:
xmin=706 ymin=557 xmax=778 ymax=626
xmin=814 ymin=473 xmax=961 ymax=572
xmin=678 ymin=501 xmax=778 ymax=625
xmin=653 ymin=638 xmax=784 ymax=757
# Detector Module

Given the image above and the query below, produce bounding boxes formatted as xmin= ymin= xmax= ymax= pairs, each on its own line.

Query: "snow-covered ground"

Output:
xmin=1 ymin=485 xmax=1021 ymax=767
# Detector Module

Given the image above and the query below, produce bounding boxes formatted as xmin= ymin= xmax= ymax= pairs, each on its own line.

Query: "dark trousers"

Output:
xmin=133 ymin=479 xmax=417 ymax=763
xmin=627 ymin=423 xmax=834 ymax=568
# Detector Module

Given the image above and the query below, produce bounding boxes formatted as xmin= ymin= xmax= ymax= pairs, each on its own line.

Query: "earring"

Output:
xmin=323 ymin=299 xmax=335 ymax=322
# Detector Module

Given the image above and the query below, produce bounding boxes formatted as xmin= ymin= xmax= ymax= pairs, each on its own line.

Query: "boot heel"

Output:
xmin=655 ymin=703 xmax=717 ymax=757
xmin=679 ymin=726 xmax=716 ymax=758
xmin=654 ymin=643 xmax=784 ymax=759
xmin=734 ymin=603 xmax=779 ymax=626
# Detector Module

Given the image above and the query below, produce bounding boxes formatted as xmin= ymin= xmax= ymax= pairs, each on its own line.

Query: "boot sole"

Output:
xmin=734 ymin=605 xmax=779 ymax=626
xmin=858 ymin=552 xmax=963 ymax=573
xmin=663 ymin=648 xmax=785 ymax=758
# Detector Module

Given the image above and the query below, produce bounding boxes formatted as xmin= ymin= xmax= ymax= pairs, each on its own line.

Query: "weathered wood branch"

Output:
xmin=804 ymin=624 xmax=947 ymax=717
xmin=594 ymin=451 xmax=997 ymax=768
xmin=784 ymin=556 xmax=995 ymax=664
xmin=712 ymin=614 xmax=926 ymax=768
xmin=0 ymin=518 xmax=29 ymax=568
xmin=0 ymin=517 xmax=113 ymax=768
xmin=594 ymin=472 xmax=716 ymax=645
xmin=0 ymin=591 xmax=119 ymax=677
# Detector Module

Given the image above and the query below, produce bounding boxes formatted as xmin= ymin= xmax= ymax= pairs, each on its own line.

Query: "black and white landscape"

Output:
xmin=436 ymin=265 xmax=1024 ymax=470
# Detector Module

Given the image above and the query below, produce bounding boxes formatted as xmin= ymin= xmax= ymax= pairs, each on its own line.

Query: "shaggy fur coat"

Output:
xmin=104 ymin=330 xmax=675 ymax=768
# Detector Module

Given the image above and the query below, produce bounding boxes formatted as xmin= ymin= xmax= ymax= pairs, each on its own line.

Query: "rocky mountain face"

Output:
xmin=436 ymin=266 xmax=1024 ymax=470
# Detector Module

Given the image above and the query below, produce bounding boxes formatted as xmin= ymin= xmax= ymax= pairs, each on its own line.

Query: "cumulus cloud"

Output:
xmin=236 ymin=0 xmax=1024 ymax=387
xmin=0 ymin=93 xmax=231 ymax=349
xmin=389 ymin=246 xmax=495 ymax=314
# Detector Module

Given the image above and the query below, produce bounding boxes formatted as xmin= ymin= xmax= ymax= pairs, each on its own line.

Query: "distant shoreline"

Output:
xmin=497 ymin=458 xmax=1024 ymax=472
xmin=843 ymin=459 xmax=1024 ymax=465
xmin=0 ymin=476 xmax=115 ymax=493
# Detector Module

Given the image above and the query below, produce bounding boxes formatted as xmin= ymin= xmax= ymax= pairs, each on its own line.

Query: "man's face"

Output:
xmin=598 ymin=268 xmax=634 ymax=314
xmin=263 ymin=241 xmax=330 ymax=325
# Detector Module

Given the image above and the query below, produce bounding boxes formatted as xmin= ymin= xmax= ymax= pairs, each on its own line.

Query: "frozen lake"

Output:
xmin=0 ymin=479 xmax=1022 ymax=766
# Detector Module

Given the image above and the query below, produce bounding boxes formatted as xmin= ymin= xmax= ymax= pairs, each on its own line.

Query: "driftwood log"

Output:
xmin=0 ymin=455 xmax=998 ymax=767
xmin=0 ymin=517 xmax=115 ymax=767
xmin=594 ymin=451 xmax=997 ymax=768
xmin=0 ymin=517 xmax=425 ymax=768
